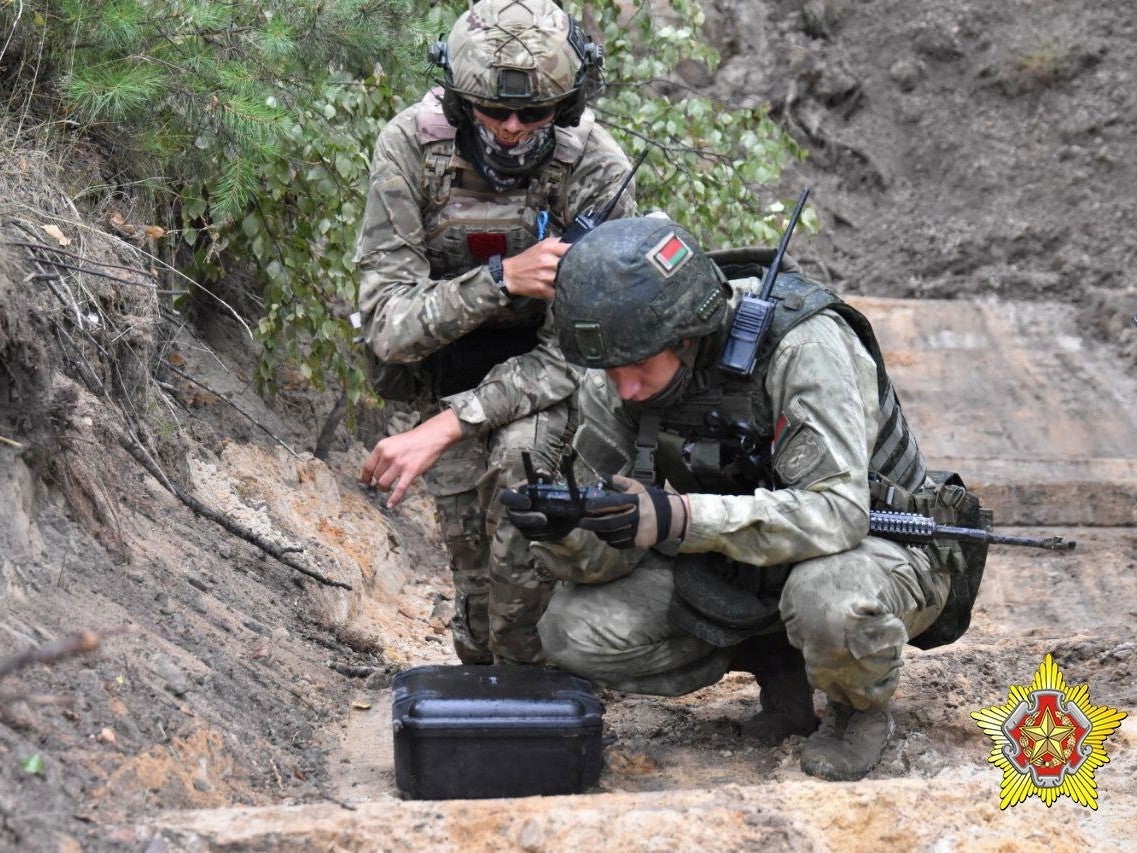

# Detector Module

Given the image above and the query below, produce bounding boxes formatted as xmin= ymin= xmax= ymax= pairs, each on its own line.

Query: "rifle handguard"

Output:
xmin=868 ymin=509 xmax=1075 ymax=551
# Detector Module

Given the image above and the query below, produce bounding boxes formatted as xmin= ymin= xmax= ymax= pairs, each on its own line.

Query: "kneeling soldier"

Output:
xmin=503 ymin=215 xmax=950 ymax=780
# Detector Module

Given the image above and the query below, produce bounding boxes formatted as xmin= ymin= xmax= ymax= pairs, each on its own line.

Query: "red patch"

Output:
xmin=467 ymin=232 xmax=508 ymax=261
xmin=647 ymin=231 xmax=693 ymax=276
xmin=772 ymin=414 xmax=789 ymax=451
xmin=656 ymin=236 xmax=689 ymax=267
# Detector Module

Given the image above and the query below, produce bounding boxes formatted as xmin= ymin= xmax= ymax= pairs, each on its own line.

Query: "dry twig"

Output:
xmin=164 ymin=362 xmax=302 ymax=459
xmin=0 ymin=630 xmax=101 ymax=682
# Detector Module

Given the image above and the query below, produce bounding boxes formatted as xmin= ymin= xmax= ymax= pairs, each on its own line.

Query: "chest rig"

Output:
xmin=414 ymin=90 xmax=594 ymax=395
xmin=416 ymin=89 xmax=592 ymax=276
xmin=632 ymin=266 xmax=927 ymax=499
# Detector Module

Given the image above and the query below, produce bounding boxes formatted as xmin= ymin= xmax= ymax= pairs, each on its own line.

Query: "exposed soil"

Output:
xmin=2 ymin=0 xmax=1135 ymax=850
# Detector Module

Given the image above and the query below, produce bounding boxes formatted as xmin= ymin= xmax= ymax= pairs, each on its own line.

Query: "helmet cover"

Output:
xmin=555 ymin=217 xmax=727 ymax=367
xmin=446 ymin=0 xmax=588 ymax=107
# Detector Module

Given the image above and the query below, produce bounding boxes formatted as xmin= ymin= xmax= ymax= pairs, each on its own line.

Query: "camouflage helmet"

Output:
xmin=431 ymin=0 xmax=601 ymax=126
xmin=555 ymin=217 xmax=728 ymax=368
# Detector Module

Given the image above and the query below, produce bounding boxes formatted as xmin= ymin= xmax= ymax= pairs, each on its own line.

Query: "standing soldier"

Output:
xmin=355 ymin=0 xmax=635 ymax=665
xmin=505 ymin=215 xmax=962 ymax=780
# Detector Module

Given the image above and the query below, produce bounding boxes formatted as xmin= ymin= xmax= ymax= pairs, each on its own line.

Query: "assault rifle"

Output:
xmin=867 ymin=510 xmax=1074 ymax=551
xmin=559 ymin=149 xmax=648 ymax=243
xmin=510 ymin=453 xmax=1076 ymax=552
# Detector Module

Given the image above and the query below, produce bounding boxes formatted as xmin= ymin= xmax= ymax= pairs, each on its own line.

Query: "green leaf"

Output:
xmin=20 ymin=754 xmax=44 ymax=775
xmin=241 ymin=214 xmax=260 ymax=239
xmin=334 ymin=152 xmax=355 ymax=178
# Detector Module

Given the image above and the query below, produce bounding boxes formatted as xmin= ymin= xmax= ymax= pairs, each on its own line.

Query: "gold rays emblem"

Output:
xmin=971 ymin=654 xmax=1127 ymax=809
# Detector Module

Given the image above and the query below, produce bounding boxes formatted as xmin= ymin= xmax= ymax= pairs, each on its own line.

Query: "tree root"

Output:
xmin=115 ymin=429 xmax=352 ymax=591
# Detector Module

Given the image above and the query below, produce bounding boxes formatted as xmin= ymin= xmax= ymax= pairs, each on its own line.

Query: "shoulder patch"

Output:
xmin=773 ymin=423 xmax=844 ymax=488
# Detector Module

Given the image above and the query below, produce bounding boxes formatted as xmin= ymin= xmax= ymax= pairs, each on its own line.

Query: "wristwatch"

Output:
xmin=487 ymin=254 xmax=509 ymax=296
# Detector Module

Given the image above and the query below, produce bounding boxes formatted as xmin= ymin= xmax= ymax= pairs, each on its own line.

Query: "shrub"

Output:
xmin=582 ymin=0 xmax=807 ymax=247
xmin=2 ymin=0 xmax=804 ymax=411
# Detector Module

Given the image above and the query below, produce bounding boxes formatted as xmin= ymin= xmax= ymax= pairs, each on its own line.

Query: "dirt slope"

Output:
xmin=701 ymin=0 xmax=1137 ymax=315
xmin=2 ymin=0 xmax=1136 ymax=850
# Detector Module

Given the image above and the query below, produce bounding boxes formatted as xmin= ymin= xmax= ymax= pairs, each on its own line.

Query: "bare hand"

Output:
xmin=359 ymin=409 xmax=463 ymax=508
xmin=500 ymin=237 xmax=570 ymax=301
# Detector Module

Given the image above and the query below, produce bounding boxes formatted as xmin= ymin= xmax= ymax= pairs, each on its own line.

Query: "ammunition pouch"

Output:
xmin=366 ymin=352 xmax=426 ymax=403
xmin=424 ymin=324 xmax=541 ymax=398
xmin=873 ymin=470 xmax=991 ymax=650
xmin=668 ymin=553 xmax=787 ymax=648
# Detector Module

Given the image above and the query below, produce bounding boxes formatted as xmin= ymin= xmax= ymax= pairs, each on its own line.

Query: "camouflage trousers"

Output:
xmin=537 ymin=537 xmax=950 ymax=706
xmin=424 ymin=401 xmax=574 ymax=665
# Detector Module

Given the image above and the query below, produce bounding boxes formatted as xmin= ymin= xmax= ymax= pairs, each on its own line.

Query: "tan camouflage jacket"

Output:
xmin=354 ymin=90 xmax=634 ymax=436
xmin=553 ymin=306 xmax=887 ymax=574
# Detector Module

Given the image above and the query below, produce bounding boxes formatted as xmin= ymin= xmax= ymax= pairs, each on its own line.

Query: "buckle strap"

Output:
xmin=421 ymin=144 xmax=455 ymax=209
xmin=633 ymin=410 xmax=661 ymax=485
xmin=867 ymin=472 xmax=913 ymax=512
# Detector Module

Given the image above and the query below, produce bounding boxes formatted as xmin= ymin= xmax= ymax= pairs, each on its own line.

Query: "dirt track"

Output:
xmin=138 ymin=296 xmax=1137 ymax=849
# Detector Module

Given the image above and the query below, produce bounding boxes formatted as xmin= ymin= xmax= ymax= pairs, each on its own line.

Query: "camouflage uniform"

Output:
xmin=530 ymin=219 xmax=951 ymax=710
xmin=354 ymin=76 xmax=634 ymax=661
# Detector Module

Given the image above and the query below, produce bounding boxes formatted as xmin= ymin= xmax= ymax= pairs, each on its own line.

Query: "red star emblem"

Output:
xmin=1003 ymin=690 xmax=1090 ymax=786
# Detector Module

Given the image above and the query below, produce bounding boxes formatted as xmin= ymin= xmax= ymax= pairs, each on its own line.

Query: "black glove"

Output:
xmin=500 ymin=484 xmax=579 ymax=542
xmin=579 ymin=475 xmax=688 ymax=549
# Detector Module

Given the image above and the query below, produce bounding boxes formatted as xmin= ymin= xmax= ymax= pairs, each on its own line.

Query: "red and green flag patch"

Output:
xmin=647 ymin=232 xmax=693 ymax=276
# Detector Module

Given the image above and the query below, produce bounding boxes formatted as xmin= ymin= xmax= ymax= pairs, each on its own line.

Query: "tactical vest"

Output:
xmin=417 ymin=88 xmax=592 ymax=273
xmin=636 ymin=268 xmax=927 ymax=499
xmin=413 ymin=89 xmax=595 ymax=396
xmin=628 ymin=265 xmax=930 ymax=648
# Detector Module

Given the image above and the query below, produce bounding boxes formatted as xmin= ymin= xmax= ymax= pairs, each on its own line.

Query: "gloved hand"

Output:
xmin=579 ymin=475 xmax=688 ymax=549
xmin=500 ymin=483 xmax=579 ymax=542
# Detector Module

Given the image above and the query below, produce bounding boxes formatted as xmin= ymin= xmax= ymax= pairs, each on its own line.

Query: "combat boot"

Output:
xmin=451 ymin=594 xmax=493 ymax=664
xmin=452 ymin=637 xmax=493 ymax=665
xmin=731 ymin=635 xmax=819 ymax=745
xmin=800 ymin=701 xmax=894 ymax=781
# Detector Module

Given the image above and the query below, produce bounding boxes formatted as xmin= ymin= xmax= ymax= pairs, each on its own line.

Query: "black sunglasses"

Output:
xmin=471 ymin=102 xmax=558 ymax=123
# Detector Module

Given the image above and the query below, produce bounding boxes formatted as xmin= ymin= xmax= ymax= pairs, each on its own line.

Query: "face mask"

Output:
xmin=475 ymin=121 xmax=555 ymax=188
xmin=457 ymin=111 xmax=557 ymax=192
xmin=474 ymin=120 xmax=551 ymax=162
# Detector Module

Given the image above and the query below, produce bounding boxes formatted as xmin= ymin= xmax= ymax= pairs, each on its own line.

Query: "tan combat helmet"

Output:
xmin=430 ymin=0 xmax=602 ymax=127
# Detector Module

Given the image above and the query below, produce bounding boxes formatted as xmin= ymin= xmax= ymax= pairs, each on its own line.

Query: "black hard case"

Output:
xmin=391 ymin=665 xmax=603 ymax=799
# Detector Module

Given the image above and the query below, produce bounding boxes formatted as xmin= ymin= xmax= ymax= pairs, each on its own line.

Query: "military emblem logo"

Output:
xmin=647 ymin=232 xmax=692 ymax=277
xmin=971 ymin=654 xmax=1127 ymax=809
